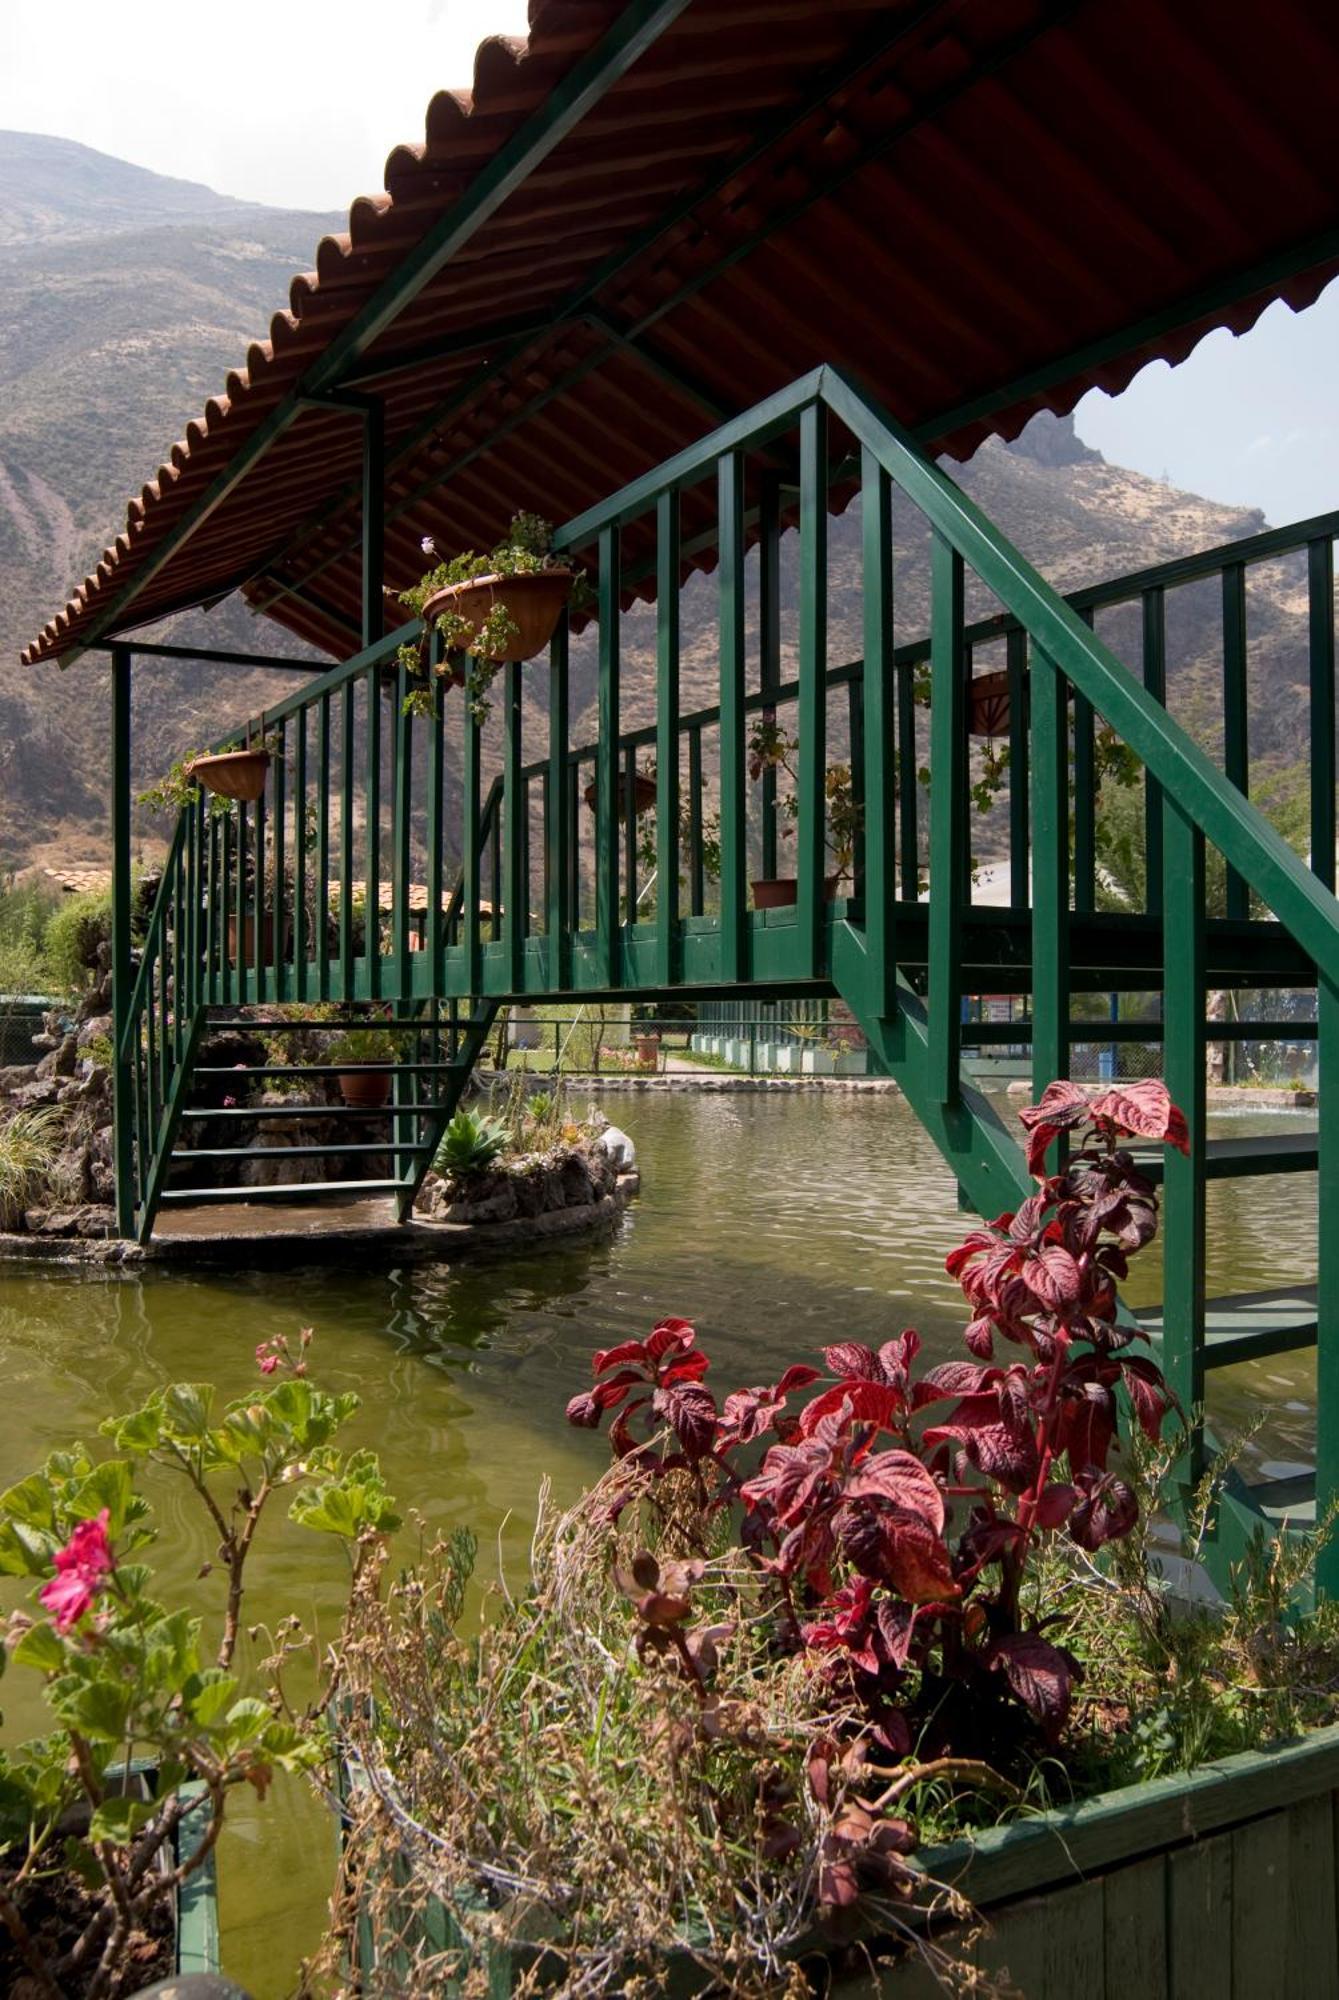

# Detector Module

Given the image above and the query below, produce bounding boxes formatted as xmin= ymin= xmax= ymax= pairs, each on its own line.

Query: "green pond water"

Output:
xmin=0 ymin=1090 xmax=1319 ymax=1994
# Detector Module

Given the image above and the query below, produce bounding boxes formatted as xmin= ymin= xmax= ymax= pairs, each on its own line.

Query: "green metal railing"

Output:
xmin=114 ymin=366 xmax=1339 ymax=1591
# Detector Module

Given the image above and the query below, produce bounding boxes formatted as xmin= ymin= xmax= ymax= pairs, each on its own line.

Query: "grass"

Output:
xmin=0 ymin=1107 xmax=66 ymax=1229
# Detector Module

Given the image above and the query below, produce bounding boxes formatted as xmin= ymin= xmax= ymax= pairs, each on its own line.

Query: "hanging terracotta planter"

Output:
xmin=423 ymin=569 xmax=573 ymax=666
xmin=186 ymin=746 xmax=270 ymax=801
xmin=338 ymin=1069 xmax=392 ymax=1109
xmin=751 ymin=874 xmax=842 ymax=910
xmin=583 ymin=770 xmax=657 ymax=820
xmin=968 ymin=669 xmax=1013 ymax=738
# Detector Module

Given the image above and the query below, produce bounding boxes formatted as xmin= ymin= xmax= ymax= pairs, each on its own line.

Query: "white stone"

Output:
xmin=597 ymin=1123 xmax=636 ymax=1167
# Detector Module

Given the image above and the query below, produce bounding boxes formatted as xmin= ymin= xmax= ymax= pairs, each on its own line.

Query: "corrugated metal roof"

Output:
xmin=23 ymin=0 xmax=1339 ymax=666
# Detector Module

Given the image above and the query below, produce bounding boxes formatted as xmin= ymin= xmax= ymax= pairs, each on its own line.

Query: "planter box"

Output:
xmin=342 ymin=1726 xmax=1339 ymax=1999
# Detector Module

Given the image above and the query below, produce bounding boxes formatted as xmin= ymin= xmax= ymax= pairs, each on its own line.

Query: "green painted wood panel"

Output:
xmin=861 ymin=449 xmax=895 ymax=1017
xmin=1102 ymin=1854 xmax=1167 ymax=2000
xmin=1168 ymin=1830 xmax=1233 ymax=1999
xmin=547 ymin=617 xmax=571 ymax=989
xmin=596 ymin=525 xmax=621 ymax=987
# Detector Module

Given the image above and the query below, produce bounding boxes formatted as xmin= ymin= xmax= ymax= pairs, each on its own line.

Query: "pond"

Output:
xmin=0 ymin=1089 xmax=1318 ymax=1995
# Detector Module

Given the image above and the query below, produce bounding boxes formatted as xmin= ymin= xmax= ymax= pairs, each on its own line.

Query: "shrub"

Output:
xmin=0 ymin=1331 xmax=396 ymax=2000
xmin=43 ymin=890 xmax=113 ymax=995
xmin=332 ymin=1082 xmax=1206 ymax=1995
xmin=0 ymin=1107 xmax=65 ymax=1228
xmin=434 ymin=1107 xmax=511 ymax=1176
xmin=0 ymin=874 xmax=63 ymax=995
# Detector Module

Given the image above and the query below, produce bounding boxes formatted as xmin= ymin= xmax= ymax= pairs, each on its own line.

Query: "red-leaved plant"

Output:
xmin=568 ymin=1080 xmax=1185 ymax=1769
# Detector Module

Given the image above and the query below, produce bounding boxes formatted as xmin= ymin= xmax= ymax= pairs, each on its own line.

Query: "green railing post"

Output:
xmin=393 ymin=663 xmax=413 ymax=994
xmin=655 ymin=490 xmax=680 ymax=985
xmin=293 ymin=711 xmax=308 ymax=1000
xmin=366 ymin=666 xmax=383 ymax=1000
xmin=339 ymin=682 xmax=356 ymax=1000
xmin=111 ymin=644 xmax=135 ymax=1238
xmin=504 ymin=659 xmax=525 ymax=991
xmin=1007 ymin=627 xmax=1029 ymax=911
xmin=1317 ymin=971 xmax=1339 ymax=1596
xmin=547 ymin=616 xmax=571 ymax=989
xmin=1072 ymin=609 xmax=1096 ymax=917
xmin=758 ymin=475 xmax=781 ymax=883
xmin=897 ymin=660 xmax=919 ymax=900
xmin=428 ymin=635 xmax=447 ymax=973
xmin=316 ymin=693 xmax=332 ymax=999
xmin=596 ymin=525 xmax=621 ymax=987
xmin=463 ymin=704 xmax=482 ymax=997
xmin=796 ymin=402 xmax=828 ymax=977
xmin=1309 ymin=537 xmax=1336 ymax=894
xmin=1161 ymin=796 xmax=1207 ymax=1481
xmin=1030 ymin=647 xmax=1070 ymax=1105
xmin=1141 ymin=586 xmax=1166 ymax=917
xmin=1222 ymin=561 xmax=1249 ymax=919
xmin=927 ymin=531 xmax=965 ymax=1103
xmin=861 ymin=449 xmax=894 ymax=1016
xmin=719 ymin=448 xmax=747 ymax=981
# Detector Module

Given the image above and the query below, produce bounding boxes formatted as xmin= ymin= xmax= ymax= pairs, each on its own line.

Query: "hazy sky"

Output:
xmin=1 ymin=0 xmax=1332 ymax=531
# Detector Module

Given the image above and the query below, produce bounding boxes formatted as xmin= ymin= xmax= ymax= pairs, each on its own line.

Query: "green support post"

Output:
xmin=861 ymin=449 xmax=895 ymax=1016
xmin=1161 ymin=796 xmax=1207 ymax=1481
xmin=316 ymin=694 xmax=332 ymax=1000
xmin=111 ymin=645 xmax=135 ymax=1238
xmin=927 ymin=532 xmax=965 ymax=1104
xmin=293 ymin=711 xmax=308 ymax=1000
xmin=796 ymin=403 xmax=828 ymax=978
xmin=393 ymin=664 xmax=413 ymax=995
xmin=655 ymin=490 xmax=681 ymax=985
xmin=366 ymin=667 xmax=382 ymax=1000
xmin=340 ymin=683 xmax=355 ymax=1000
xmin=718 ymin=449 xmax=747 ymax=982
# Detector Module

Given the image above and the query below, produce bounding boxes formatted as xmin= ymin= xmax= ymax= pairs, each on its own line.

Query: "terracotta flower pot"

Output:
xmin=751 ymin=875 xmax=842 ymax=910
xmin=225 ymin=912 xmax=289 ymax=966
xmin=186 ymin=748 xmax=271 ymax=801
xmin=583 ymin=771 xmax=658 ymax=820
xmin=422 ymin=569 xmax=572 ymax=665
xmin=968 ymin=669 xmax=1013 ymax=738
xmin=338 ymin=1070 xmax=392 ymax=1109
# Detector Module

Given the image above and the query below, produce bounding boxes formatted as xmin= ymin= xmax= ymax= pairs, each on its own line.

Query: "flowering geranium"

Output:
xmin=0 ymin=1332 xmax=397 ymax=1999
xmin=37 ymin=1508 xmax=114 ymax=1633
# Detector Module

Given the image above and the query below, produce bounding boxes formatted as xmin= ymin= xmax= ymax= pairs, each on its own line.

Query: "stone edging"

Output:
xmin=0 ymin=1171 xmax=640 ymax=1270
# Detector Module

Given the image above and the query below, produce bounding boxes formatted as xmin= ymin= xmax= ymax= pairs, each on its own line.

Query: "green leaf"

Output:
xmin=162 ymin=1383 xmax=216 ymax=1440
xmin=88 ymin=1794 xmax=154 ymax=1845
xmin=10 ymin=1623 xmax=66 ymax=1674
xmin=55 ymin=1680 xmax=131 ymax=1743
xmin=0 ymin=1472 xmax=57 ymax=1533
xmin=185 ymin=1670 xmax=238 ymax=1727
xmin=221 ymin=1696 xmax=272 ymax=1752
xmin=74 ymin=1459 xmax=135 ymax=1537
xmin=100 ymin=1401 xmax=163 ymax=1454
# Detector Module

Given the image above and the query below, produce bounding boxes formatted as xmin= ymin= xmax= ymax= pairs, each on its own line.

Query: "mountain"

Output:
xmin=0 ymin=133 xmax=1306 ymax=878
xmin=0 ymin=134 xmax=337 ymax=871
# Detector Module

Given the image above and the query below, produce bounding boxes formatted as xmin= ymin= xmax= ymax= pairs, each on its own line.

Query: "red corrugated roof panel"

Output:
xmin=23 ymin=0 xmax=1339 ymax=665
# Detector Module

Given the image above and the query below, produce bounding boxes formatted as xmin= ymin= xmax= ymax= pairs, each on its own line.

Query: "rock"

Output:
xmin=596 ymin=1123 xmax=636 ymax=1168
xmin=558 ymin=1153 xmax=596 ymax=1207
xmin=10 ymin=1077 xmax=60 ymax=1110
xmin=76 ymin=1013 xmax=113 ymax=1050
xmin=23 ymin=1205 xmax=114 ymax=1238
xmin=131 ymin=1975 xmax=254 ymax=1999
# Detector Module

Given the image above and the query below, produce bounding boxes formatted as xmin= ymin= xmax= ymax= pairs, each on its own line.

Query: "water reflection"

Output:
xmin=0 ymin=1092 xmax=1319 ymax=1993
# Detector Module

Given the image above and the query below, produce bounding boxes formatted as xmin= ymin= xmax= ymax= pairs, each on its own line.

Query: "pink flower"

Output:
xmin=255 ymin=1343 xmax=280 ymax=1376
xmin=38 ymin=1510 xmax=114 ymax=1635
xmin=222 ymin=1095 xmax=238 ymax=1109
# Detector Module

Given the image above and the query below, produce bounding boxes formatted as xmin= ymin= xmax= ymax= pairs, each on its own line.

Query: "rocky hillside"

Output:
xmin=0 ymin=133 xmax=1312 ymax=876
xmin=0 ymin=134 xmax=334 ymax=870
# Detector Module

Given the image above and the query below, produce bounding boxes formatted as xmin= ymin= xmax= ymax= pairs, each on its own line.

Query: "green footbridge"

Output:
xmin=106 ymin=366 xmax=1339 ymax=1592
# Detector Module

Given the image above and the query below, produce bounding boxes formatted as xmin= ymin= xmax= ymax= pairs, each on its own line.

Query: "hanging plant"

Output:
xmin=396 ymin=513 xmax=593 ymax=722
